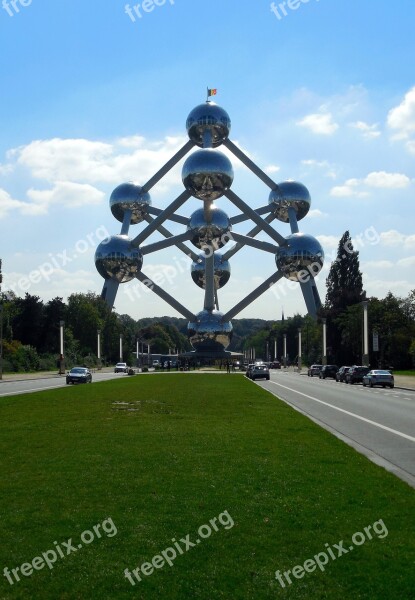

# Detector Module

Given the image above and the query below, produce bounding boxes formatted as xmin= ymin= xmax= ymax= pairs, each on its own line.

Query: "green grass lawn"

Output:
xmin=394 ymin=370 xmax=415 ymax=377
xmin=0 ymin=375 xmax=414 ymax=599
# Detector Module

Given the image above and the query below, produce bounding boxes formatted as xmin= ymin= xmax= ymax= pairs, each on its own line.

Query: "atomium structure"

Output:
xmin=95 ymin=100 xmax=324 ymax=358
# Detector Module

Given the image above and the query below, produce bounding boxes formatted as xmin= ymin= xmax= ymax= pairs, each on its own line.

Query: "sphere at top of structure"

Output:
xmin=187 ymin=205 xmax=232 ymax=250
xmin=186 ymin=102 xmax=231 ymax=148
xmin=268 ymin=181 xmax=311 ymax=223
xmin=95 ymin=234 xmax=143 ymax=283
xmin=191 ymin=253 xmax=231 ymax=289
xmin=110 ymin=182 xmax=151 ymax=225
xmin=276 ymin=233 xmax=324 ymax=282
xmin=182 ymin=149 xmax=234 ymax=201
xmin=187 ymin=310 xmax=233 ymax=352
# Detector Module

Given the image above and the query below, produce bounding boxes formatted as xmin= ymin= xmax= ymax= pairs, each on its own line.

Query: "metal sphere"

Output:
xmin=95 ymin=235 xmax=143 ymax=283
xmin=276 ymin=233 xmax=324 ymax=282
xmin=187 ymin=310 xmax=233 ymax=352
xmin=191 ymin=253 xmax=231 ymax=289
xmin=268 ymin=181 xmax=311 ymax=222
xmin=186 ymin=102 xmax=231 ymax=148
xmin=182 ymin=149 xmax=234 ymax=201
xmin=187 ymin=205 xmax=232 ymax=250
xmin=110 ymin=182 xmax=151 ymax=224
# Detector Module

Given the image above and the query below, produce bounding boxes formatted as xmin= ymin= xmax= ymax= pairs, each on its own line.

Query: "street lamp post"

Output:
xmin=0 ymin=303 xmax=3 ymax=381
xmin=59 ymin=320 xmax=65 ymax=375
xmin=119 ymin=335 xmax=123 ymax=362
xmin=97 ymin=329 xmax=101 ymax=370
xmin=362 ymin=300 xmax=369 ymax=366
xmin=283 ymin=333 xmax=287 ymax=368
xmin=297 ymin=328 xmax=302 ymax=372
xmin=322 ymin=318 xmax=327 ymax=365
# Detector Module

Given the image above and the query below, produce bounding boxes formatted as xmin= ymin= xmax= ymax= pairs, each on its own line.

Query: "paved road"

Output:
xmin=0 ymin=372 xmax=125 ymax=397
xmin=257 ymin=371 xmax=415 ymax=488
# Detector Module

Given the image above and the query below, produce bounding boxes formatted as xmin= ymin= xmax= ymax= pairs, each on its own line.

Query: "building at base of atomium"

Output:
xmin=95 ymin=100 xmax=324 ymax=358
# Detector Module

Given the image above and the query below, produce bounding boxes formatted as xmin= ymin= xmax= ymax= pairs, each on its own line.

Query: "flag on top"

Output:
xmin=207 ymin=88 xmax=217 ymax=100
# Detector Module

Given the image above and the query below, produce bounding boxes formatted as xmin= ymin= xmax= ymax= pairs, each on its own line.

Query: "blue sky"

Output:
xmin=1 ymin=0 xmax=414 ymax=320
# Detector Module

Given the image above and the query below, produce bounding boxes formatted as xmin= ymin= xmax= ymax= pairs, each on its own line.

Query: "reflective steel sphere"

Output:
xmin=110 ymin=182 xmax=151 ymax=224
xmin=276 ymin=233 xmax=324 ymax=281
xmin=187 ymin=310 xmax=233 ymax=351
xmin=269 ymin=181 xmax=311 ymax=222
xmin=191 ymin=253 xmax=231 ymax=289
xmin=187 ymin=206 xmax=232 ymax=250
xmin=182 ymin=149 xmax=234 ymax=201
xmin=186 ymin=102 xmax=231 ymax=148
xmin=95 ymin=235 xmax=143 ymax=283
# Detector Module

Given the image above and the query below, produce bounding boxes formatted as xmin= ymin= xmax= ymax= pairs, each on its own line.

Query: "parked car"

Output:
xmin=308 ymin=364 xmax=323 ymax=377
xmin=319 ymin=365 xmax=339 ymax=379
xmin=66 ymin=367 xmax=92 ymax=384
xmin=250 ymin=364 xmax=270 ymax=381
xmin=345 ymin=366 xmax=370 ymax=384
xmin=269 ymin=361 xmax=281 ymax=369
xmin=152 ymin=360 xmax=160 ymax=368
xmin=114 ymin=362 xmax=128 ymax=373
xmin=363 ymin=370 xmax=394 ymax=388
xmin=336 ymin=366 xmax=351 ymax=382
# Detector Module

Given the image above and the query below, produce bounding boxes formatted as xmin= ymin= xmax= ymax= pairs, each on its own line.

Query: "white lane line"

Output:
xmin=268 ymin=381 xmax=415 ymax=443
xmin=0 ymin=383 xmax=66 ymax=397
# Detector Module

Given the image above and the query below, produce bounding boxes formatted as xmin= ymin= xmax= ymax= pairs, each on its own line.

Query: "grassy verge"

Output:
xmin=0 ymin=375 xmax=414 ymax=599
xmin=394 ymin=370 xmax=415 ymax=377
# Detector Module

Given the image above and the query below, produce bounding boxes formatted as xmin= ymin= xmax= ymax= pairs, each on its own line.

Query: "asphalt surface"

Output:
xmin=0 ymin=371 xmax=124 ymax=397
xmin=256 ymin=370 xmax=415 ymax=488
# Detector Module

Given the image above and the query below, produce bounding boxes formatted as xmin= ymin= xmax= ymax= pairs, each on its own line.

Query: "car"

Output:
xmin=336 ymin=366 xmax=351 ymax=382
xmin=114 ymin=362 xmax=128 ymax=373
xmin=319 ymin=365 xmax=339 ymax=379
xmin=269 ymin=361 xmax=281 ymax=369
xmin=363 ymin=370 xmax=394 ymax=388
xmin=308 ymin=364 xmax=323 ymax=377
xmin=345 ymin=366 xmax=370 ymax=384
xmin=152 ymin=360 xmax=160 ymax=368
xmin=66 ymin=367 xmax=92 ymax=384
xmin=250 ymin=364 xmax=270 ymax=381
xmin=245 ymin=363 xmax=255 ymax=377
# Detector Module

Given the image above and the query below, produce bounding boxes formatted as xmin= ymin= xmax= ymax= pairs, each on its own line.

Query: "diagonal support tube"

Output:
xmin=140 ymin=231 xmax=193 ymax=255
xmin=224 ymin=139 xmax=279 ymax=190
xmin=221 ymin=271 xmax=284 ymax=321
xmin=230 ymin=232 xmax=279 ymax=254
xmin=148 ymin=206 xmax=189 ymax=226
xmin=143 ymin=215 xmax=199 ymax=262
xmin=142 ymin=140 xmax=195 ymax=192
xmin=224 ymin=190 xmax=286 ymax=245
xmin=222 ymin=213 xmax=276 ymax=261
xmin=136 ymin=271 xmax=196 ymax=321
xmin=131 ymin=190 xmax=191 ymax=247
xmin=230 ymin=205 xmax=271 ymax=225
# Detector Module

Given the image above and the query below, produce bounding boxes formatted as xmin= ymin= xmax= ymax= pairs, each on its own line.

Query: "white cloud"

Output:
xmin=387 ymin=86 xmax=415 ymax=140
xmin=363 ymin=171 xmax=410 ymax=188
xmin=316 ymin=235 xmax=338 ymax=250
xmin=297 ymin=112 xmax=339 ymax=135
xmin=0 ymin=188 xmax=28 ymax=218
xmin=308 ymin=209 xmax=327 ymax=218
xmin=301 ymin=159 xmax=337 ymax=179
xmin=330 ymin=171 xmax=411 ymax=197
xmin=26 ymin=182 xmax=105 ymax=215
xmin=379 ymin=230 xmax=415 ymax=248
xmin=397 ymin=256 xmax=415 ymax=268
xmin=349 ymin=121 xmax=381 ymax=139
xmin=264 ymin=164 xmax=280 ymax=174
xmin=362 ymin=260 xmax=394 ymax=269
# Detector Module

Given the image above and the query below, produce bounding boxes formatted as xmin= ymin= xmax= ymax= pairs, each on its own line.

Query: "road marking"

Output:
xmin=0 ymin=383 xmax=66 ymax=396
xmin=268 ymin=381 xmax=415 ymax=443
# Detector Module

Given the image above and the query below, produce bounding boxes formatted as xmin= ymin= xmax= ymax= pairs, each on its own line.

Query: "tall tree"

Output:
xmin=324 ymin=231 xmax=365 ymax=364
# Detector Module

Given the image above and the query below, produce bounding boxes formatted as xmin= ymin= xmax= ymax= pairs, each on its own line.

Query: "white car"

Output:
xmin=362 ymin=370 xmax=394 ymax=388
xmin=114 ymin=362 xmax=128 ymax=373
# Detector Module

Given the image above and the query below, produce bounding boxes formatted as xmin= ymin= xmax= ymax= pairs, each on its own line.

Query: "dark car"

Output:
xmin=308 ymin=364 xmax=323 ymax=377
xmin=345 ymin=366 xmax=370 ymax=384
xmin=336 ymin=366 xmax=350 ymax=382
xmin=250 ymin=364 xmax=270 ymax=381
xmin=66 ymin=367 xmax=92 ymax=384
xmin=363 ymin=370 xmax=394 ymax=388
xmin=319 ymin=365 xmax=339 ymax=379
xmin=269 ymin=361 xmax=281 ymax=369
